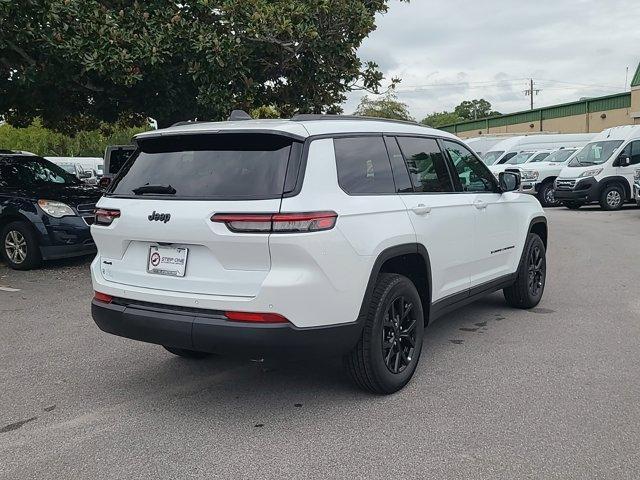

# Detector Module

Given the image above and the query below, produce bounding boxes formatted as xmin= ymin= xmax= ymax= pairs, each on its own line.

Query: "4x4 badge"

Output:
xmin=148 ymin=211 xmax=171 ymax=223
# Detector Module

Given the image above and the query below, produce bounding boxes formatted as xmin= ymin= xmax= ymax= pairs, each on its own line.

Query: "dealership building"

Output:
xmin=441 ymin=63 xmax=640 ymax=139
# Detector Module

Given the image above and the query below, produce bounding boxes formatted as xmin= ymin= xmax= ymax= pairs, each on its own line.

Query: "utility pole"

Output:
xmin=524 ymin=79 xmax=541 ymax=110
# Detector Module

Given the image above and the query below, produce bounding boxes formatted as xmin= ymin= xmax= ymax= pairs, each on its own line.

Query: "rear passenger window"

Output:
xmin=396 ymin=137 xmax=454 ymax=193
xmin=334 ymin=137 xmax=395 ymax=195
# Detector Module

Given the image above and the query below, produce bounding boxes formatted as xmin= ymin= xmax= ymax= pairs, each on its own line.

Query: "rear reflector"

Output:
xmin=224 ymin=311 xmax=289 ymax=324
xmin=94 ymin=291 xmax=113 ymax=303
xmin=94 ymin=208 xmax=121 ymax=226
xmin=211 ymin=211 xmax=337 ymax=233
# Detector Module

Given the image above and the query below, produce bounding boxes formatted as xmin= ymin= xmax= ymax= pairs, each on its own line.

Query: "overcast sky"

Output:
xmin=343 ymin=0 xmax=640 ymax=121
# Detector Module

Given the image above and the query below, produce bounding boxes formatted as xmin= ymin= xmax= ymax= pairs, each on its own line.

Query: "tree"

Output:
xmin=453 ymin=99 xmax=501 ymax=121
xmin=354 ymin=91 xmax=414 ymax=121
xmin=420 ymin=111 xmax=461 ymax=128
xmin=0 ymin=1 xmax=405 ymax=132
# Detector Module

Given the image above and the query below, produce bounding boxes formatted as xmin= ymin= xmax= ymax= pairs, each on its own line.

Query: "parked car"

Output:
xmin=634 ymin=169 xmax=640 ymax=207
xmin=47 ymin=156 xmax=104 ymax=179
xmin=517 ymin=148 xmax=579 ymax=207
xmin=482 ymin=134 xmax=596 ymax=166
xmin=0 ymin=153 xmax=102 ymax=269
xmin=555 ymin=126 xmax=640 ymax=210
xmin=57 ymin=162 xmax=97 ymax=185
xmin=90 ymin=114 xmax=548 ymax=394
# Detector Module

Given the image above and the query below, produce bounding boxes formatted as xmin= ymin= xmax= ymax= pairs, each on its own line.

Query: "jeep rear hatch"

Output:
xmin=93 ymin=133 xmax=303 ymax=297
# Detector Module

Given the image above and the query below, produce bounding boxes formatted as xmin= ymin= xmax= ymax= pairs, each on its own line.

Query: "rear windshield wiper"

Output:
xmin=132 ymin=184 xmax=177 ymax=195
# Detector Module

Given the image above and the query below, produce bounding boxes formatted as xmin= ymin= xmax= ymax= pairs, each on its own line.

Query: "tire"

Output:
xmin=563 ymin=202 xmax=581 ymax=210
xmin=163 ymin=346 xmax=211 ymax=359
xmin=1 ymin=221 xmax=42 ymax=270
xmin=344 ymin=273 xmax=425 ymax=394
xmin=503 ymin=233 xmax=546 ymax=309
xmin=537 ymin=182 xmax=560 ymax=208
xmin=599 ymin=183 xmax=625 ymax=211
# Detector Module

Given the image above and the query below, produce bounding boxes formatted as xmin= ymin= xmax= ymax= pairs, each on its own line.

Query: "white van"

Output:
xmin=464 ymin=136 xmax=510 ymax=157
xmin=488 ymin=149 xmax=553 ymax=176
xmin=483 ymin=134 xmax=596 ymax=166
xmin=518 ymin=148 xmax=581 ymax=207
xmin=555 ymin=126 xmax=640 ymax=210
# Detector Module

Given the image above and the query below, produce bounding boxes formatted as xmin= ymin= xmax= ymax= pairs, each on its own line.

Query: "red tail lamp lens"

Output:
xmin=94 ymin=208 xmax=121 ymax=226
xmin=211 ymin=211 xmax=337 ymax=233
xmin=94 ymin=291 xmax=113 ymax=303
xmin=224 ymin=311 xmax=289 ymax=324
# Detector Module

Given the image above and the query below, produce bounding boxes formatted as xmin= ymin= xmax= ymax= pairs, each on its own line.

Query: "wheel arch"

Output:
xmin=0 ymin=212 xmax=33 ymax=231
xmin=528 ymin=216 xmax=548 ymax=248
xmin=359 ymin=244 xmax=432 ymax=326
xmin=598 ymin=176 xmax=631 ymax=200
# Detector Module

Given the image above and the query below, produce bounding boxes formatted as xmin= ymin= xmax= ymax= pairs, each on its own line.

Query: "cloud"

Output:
xmin=344 ymin=0 xmax=640 ymax=121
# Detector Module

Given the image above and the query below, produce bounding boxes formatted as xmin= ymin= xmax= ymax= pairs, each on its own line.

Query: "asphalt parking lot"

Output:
xmin=1 ymin=206 xmax=639 ymax=479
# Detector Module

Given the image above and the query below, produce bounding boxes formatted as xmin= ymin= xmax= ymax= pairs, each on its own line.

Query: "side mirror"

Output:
xmin=499 ymin=171 xmax=520 ymax=192
xmin=616 ymin=154 xmax=631 ymax=167
xmin=98 ymin=176 xmax=112 ymax=190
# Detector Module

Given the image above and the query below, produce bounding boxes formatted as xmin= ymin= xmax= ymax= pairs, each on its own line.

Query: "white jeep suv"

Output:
xmin=90 ymin=114 xmax=548 ymax=394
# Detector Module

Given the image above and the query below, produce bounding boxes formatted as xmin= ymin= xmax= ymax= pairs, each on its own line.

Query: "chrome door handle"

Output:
xmin=412 ymin=204 xmax=431 ymax=215
xmin=473 ymin=199 xmax=487 ymax=210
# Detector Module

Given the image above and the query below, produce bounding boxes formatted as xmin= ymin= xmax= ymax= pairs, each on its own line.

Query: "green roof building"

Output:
xmin=441 ymin=61 xmax=640 ymax=138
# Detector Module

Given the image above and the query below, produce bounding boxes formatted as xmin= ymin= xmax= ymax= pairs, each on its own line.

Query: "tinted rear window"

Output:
xmin=110 ymin=134 xmax=298 ymax=199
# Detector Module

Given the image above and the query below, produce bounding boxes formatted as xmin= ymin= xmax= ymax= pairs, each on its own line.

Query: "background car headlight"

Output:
xmin=37 ymin=199 xmax=76 ymax=218
xmin=579 ymin=168 xmax=603 ymax=178
xmin=521 ymin=170 xmax=539 ymax=181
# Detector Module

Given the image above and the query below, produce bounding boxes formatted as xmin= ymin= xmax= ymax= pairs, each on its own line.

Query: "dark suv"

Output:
xmin=0 ymin=153 xmax=102 ymax=269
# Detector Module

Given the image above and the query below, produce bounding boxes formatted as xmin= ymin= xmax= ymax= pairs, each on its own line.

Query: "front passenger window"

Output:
xmin=442 ymin=140 xmax=497 ymax=193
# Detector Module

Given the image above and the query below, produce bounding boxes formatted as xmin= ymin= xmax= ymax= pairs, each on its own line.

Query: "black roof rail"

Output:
xmin=170 ymin=120 xmax=210 ymax=127
xmin=290 ymin=114 xmax=424 ymax=127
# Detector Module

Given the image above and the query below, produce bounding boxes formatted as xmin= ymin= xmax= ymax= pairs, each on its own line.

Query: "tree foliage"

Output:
xmin=420 ymin=111 xmax=461 ymax=128
xmin=354 ymin=90 xmax=414 ymax=121
xmin=453 ymin=99 xmax=501 ymax=121
xmin=0 ymin=119 xmax=149 ymax=157
xmin=421 ymin=99 xmax=501 ymax=127
xmin=0 ymin=0 xmax=404 ymax=131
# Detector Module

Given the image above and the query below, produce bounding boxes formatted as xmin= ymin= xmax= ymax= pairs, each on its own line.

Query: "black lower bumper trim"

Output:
xmin=91 ymin=299 xmax=363 ymax=358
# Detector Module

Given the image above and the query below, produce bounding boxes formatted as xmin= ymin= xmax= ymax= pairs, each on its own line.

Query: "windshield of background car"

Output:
xmin=59 ymin=164 xmax=76 ymax=173
xmin=506 ymin=151 xmax=535 ymax=165
xmin=110 ymin=133 xmax=300 ymax=199
xmin=569 ymin=141 xmax=624 ymax=166
xmin=545 ymin=149 xmax=577 ymax=163
xmin=0 ymin=156 xmax=81 ymax=188
xmin=482 ymin=151 xmax=504 ymax=165
xmin=529 ymin=152 xmax=551 ymax=163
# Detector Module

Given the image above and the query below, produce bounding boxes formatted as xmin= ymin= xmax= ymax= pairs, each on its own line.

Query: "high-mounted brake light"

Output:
xmin=211 ymin=211 xmax=337 ymax=233
xmin=224 ymin=311 xmax=289 ymax=324
xmin=94 ymin=208 xmax=121 ymax=226
xmin=94 ymin=291 xmax=113 ymax=303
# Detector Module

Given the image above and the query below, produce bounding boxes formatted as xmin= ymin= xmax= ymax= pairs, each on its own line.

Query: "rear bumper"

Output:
xmin=91 ymin=298 xmax=363 ymax=357
xmin=553 ymin=177 xmax=599 ymax=204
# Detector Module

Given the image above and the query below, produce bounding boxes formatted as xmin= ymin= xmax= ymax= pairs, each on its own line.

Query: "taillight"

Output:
xmin=211 ymin=211 xmax=337 ymax=233
xmin=94 ymin=291 xmax=113 ymax=303
xmin=94 ymin=208 xmax=121 ymax=226
xmin=224 ymin=311 xmax=289 ymax=324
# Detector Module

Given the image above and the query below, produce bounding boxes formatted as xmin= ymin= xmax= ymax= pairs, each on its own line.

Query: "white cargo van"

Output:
xmin=483 ymin=134 xmax=596 ymax=166
xmin=464 ymin=136 xmax=509 ymax=157
xmin=488 ymin=149 xmax=553 ymax=176
xmin=518 ymin=148 xmax=580 ymax=207
xmin=555 ymin=126 xmax=640 ymax=210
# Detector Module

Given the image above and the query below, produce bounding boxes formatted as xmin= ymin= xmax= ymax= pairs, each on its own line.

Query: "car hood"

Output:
xmin=12 ymin=184 xmax=102 ymax=207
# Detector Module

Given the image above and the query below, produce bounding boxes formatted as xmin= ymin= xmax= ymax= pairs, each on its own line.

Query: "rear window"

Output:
xmin=110 ymin=134 xmax=300 ymax=199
